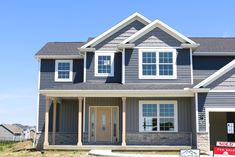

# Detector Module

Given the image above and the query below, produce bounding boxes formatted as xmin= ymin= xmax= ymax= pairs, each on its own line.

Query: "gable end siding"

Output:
xmin=134 ymin=27 xmax=182 ymax=47
xmin=94 ymin=20 xmax=145 ymax=51
xmin=207 ymin=67 xmax=235 ymax=90
xmin=125 ymin=48 xmax=191 ymax=84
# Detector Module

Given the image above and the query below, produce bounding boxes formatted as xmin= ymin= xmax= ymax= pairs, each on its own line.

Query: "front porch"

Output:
xmin=40 ymin=95 xmax=196 ymax=150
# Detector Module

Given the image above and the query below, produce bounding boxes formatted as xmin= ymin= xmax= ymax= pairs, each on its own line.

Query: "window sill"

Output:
xmin=138 ymin=76 xmax=177 ymax=80
xmin=54 ymin=79 xmax=73 ymax=82
xmin=95 ymin=73 xmax=114 ymax=77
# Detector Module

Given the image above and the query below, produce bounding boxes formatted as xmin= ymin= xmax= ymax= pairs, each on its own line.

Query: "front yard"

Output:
xmin=0 ymin=141 xmax=91 ymax=157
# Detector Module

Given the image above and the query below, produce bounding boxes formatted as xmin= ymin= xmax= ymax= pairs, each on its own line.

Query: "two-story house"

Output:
xmin=35 ymin=13 xmax=235 ymax=153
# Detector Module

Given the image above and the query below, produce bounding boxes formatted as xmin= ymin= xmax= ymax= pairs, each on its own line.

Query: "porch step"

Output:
xmin=89 ymin=149 xmax=179 ymax=157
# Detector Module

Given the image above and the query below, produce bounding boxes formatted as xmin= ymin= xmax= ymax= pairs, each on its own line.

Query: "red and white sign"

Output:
xmin=217 ymin=141 xmax=235 ymax=148
xmin=214 ymin=146 xmax=235 ymax=157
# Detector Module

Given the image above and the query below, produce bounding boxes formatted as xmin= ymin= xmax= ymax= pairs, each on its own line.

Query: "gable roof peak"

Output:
xmin=121 ymin=19 xmax=197 ymax=45
xmin=81 ymin=12 xmax=151 ymax=48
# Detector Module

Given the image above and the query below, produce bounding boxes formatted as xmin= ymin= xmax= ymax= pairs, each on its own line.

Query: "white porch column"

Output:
xmin=77 ymin=97 xmax=83 ymax=146
xmin=43 ymin=96 xmax=50 ymax=147
xmin=122 ymin=97 xmax=126 ymax=146
xmin=52 ymin=97 xmax=57 ymax=145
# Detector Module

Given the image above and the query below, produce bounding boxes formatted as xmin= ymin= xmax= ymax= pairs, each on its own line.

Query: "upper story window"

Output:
xmin=95 ymin=52 xmax=114 ymax=77
xmin=139 ymin=101 xmax=178 ymax=132
xmin=139 ymin=49 xmax=177 ymax=79
xmin=55 ymin=60 xmax=73 ymax=82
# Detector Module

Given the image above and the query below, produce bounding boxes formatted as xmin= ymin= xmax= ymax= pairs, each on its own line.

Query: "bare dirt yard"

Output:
xmin=0 ymin=141 xmax=92 ymax=157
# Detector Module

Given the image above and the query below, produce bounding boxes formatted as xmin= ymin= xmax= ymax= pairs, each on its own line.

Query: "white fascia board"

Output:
xmin=194 ymin=59 xmax=235 ymax=88
xmin=193 ymin=52 xmax=235 ymax=56
xmin=81 ymin=12 xmax=151 ymax=48
xmin=77 ymin=48 xmax=96 ymax=52
xmin=121 ymin=19 xmax=197 ymax=45
xmin=40 ymin=89 xmax=194 ymax=97
xmin=117 ymin=43 xmax=135 ymax=50
xmin=35 ymin=55 xmax=83 ymax=60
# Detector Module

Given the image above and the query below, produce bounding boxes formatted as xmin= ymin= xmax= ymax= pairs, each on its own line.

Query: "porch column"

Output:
xmin=77 ymin=97 xmax=83 ymax=146
xmin=122 ymin=97 xmax=126 ymax=146
xmin=43 ymin=96 xmax=50 ymax=147
xmin=52 ymin=97 xmax=57 ymax=145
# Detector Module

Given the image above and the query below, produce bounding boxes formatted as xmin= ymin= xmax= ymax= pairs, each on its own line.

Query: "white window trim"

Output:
xmin=55 ymin=60 xmax=73 ymax=82
xmin=95 ymin=52 xmax=114 ymax=77
xmin=138 ymin=48 xmax=177 ymax=79
xmin=139 ymin=100 xmax=178 ymax=133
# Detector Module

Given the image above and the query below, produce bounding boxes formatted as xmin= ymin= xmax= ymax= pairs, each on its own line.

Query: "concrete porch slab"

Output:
xmin=44 ymin=145 xmax=191 ymax=151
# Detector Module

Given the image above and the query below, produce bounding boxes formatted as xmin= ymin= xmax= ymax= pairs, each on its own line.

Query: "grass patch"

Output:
xmin=0 ymin=141 xmax=16 ymax=152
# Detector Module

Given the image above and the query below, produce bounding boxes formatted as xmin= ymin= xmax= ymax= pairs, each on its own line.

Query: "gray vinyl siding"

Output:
xmin=125 ymin=48 xmax=191 ymax=84
xmin=199 ymin=92 xmax=235 ymax=108
xmin=38 ymin=97 xmax=79 ymax=132
xmin=57 ymin=99 xmax=78 ymax=133
xmin=94 ymin=20 xmax=145 ymax=51
xmin=86 ymin=52 xmax=122 ymax=83
xmin=38 ymin=94 xmax=47 ymax=132
xmin=193 ymin=56 xmax=235 ymax=80
xmin=134 ymin=27 xmax=181 ymax=47
xmin=40 ymin=59 xmax=83 ymax=89
xmin=126 ymin=97 xmax=193 ymax=132
xmin=207 ymin=67 xmax=235 ymax=90
xmin=198 ymin=92 xmax=235 ymax=132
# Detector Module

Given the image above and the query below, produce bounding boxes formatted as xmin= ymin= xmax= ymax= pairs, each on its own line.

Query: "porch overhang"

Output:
xmin=39 ymin=89 xmax=194 ymax=97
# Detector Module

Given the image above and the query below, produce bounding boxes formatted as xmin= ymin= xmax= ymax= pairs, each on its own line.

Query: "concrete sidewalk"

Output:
xmin=89 ymin=149 xmax=213 ymax=157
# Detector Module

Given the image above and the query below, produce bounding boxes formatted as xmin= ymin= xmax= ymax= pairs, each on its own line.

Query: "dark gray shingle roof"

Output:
xmin=190 ymin=37 xmax=235 ymax=52
xmin=36 ymin=37 xmax=235 ymax=56
xmin=43 ymin=83 xmax=193 ymax=90
xmin=35 ymin=42 xmax=85 ymax=56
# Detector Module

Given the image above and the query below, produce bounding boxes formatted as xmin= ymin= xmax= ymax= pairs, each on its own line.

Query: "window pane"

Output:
xmin=143 ymin=117 xmax=152 ymax=131
xmin=91 ymin=110 xmax=95 ymax=137
xmin=143 ymin=52 xmax=156 ymax=63
xmin=143 ymin=104 xmax=157 ymax=117
xmin=143 ymin=65 xmax=156 ymax=75
xmin=160 ymin=118 xmax=174 ymax=131
xmin=159 ymin=64 xmax=173 ymax=76
xmin=102 ymin=113 xmax=106 ymax=130
xmin=142 ymin=52 xmax=156 ymax=76
xmin=58 ymin=71 xmax=70 ymax=79
xmin=98 ymin=55 xmax=111 ymax=74
xmin=159 ymin=52 xmax=173 ymax=63
xmin=160 ymin=104 xmax=174 ymax=117
xmin=152 ymin=118 xmax=158 ymax=131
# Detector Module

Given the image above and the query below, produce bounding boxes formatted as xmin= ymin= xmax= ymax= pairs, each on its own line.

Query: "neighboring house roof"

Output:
xmin=190 ymin=37 xmax=235 ymax=53
xmin=121 ymin=19 xmax=197 ymax=45
xmin=81 ymin=12 xmax=151 ymax=48
xmin=35 ymin=42 xmax=85 ymax=59
xmin=1 ymin=124 xmax=23 ymax=135
xmin=194 ymin=59 xmax=235 ymax=88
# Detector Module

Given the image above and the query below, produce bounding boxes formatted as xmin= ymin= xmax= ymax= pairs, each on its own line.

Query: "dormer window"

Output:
xmin=139 ymin=49 xmax=177 ymax=79
xmin=55 ymin=60 xmax=73 ymax=82
xmin=95 ymin=52 xmax=114 ymax=77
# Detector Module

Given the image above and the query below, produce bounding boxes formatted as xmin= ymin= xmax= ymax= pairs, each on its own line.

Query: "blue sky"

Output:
xmin=0 ymin=0 xmax=235 ymax=126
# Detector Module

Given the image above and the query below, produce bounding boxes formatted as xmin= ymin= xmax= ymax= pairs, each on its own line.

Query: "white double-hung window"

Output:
xmin=55 ymin=60 xmax=73 ymax=82
xmin=139 ymin=101 xmax=178 ymax=132
xmin=139 ymin=49 xmax=177 ymax=79
xmin=95 ymin=52 xmax=114 ymax=77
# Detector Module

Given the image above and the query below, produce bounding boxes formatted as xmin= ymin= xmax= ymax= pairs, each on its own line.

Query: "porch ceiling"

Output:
xmin=40 ymin=83 xmax=196 ymax=97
